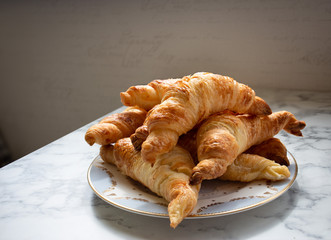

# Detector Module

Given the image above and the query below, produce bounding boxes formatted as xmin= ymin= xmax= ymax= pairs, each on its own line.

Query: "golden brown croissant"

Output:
xmin=179 ymin=132 xmax=289 ymax=166
xmin=100 ymin=138 xmax=200 ymax=228
xmin=245 ymin=138 xmax=290 ymax=166
xmin=191 ymin=110 xmax=306 ymax=184
xmin=219 ymin=153 xmax=290 ymax=182
xmin=85 ymin=107 xmax=147 ymax=146
xmin=124 ymin=72 xmax=272 ymax=163
xmin=178 ymin=130 xmax=291 ymax=182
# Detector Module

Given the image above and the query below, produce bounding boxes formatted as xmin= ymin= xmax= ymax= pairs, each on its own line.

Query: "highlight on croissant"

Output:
xmin=85 ymin=72 xmax=306 ymax=228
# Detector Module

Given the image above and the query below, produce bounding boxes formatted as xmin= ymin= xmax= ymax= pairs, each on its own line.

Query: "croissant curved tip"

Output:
xmin=285 ymin=118 xmax=306 ymax=136
xmin=169 ymin=219 xmax=180 ymax=229
xmin=85 ymin=133 xmax=95 ymax=146
xmin=168 ymin=185 xmax=199 ymax=228
xmin=99 ymin=144 xmax=115 ymax=164
xmin=120 ymin=92 xmax=132 ymax=106
xmin=190 ymin=172 xmax=203 ymax=185
xmin=266 ymin=165 xmax=291 ymax=180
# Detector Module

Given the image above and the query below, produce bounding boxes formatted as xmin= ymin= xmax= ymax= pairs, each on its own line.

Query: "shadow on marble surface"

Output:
xmin=90 ymin=181 xmax=299 ymax=239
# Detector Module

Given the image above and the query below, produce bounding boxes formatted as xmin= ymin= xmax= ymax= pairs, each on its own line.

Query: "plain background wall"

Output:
xmin=0 ymin=0 xmax=331 ymax=162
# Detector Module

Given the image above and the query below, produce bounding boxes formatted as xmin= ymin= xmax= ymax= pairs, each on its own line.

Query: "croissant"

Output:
xmin=191 ymin=110 xmax=306 ymax=184
xmin=100 ymin=138 xmax=200 ymax=228
xmin=219 ymin=153 xmax=290 ymax=182
xmin=123 ymin=72 xmax=272 ymax=163
xmin=179 ymin=131 xmax=289 ymax=166
xmin=179 ymin=130 xmax=291 ymax=182
xmin=245 ymin=138 xmax=290 ymax=166
xmin=85 ymin=106 xmax=147 ymax=146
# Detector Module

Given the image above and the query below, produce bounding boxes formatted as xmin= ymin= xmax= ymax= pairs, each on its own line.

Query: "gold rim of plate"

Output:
xmin=87 ymin=151 xmax=298 ymax=219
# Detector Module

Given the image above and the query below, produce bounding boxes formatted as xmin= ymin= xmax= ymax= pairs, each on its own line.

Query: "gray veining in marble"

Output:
xmin=1 ymin=89 xmax=331 ymax=239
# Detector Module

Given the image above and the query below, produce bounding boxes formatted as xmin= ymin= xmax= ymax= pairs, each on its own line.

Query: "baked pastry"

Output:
xmin=191 ymin=110 xmax=305 ymax=184
xmin=85 ymin=107 xmax=147 ymax=146
xmin=100 ymin=138 xmax=200 ymax=228
xmin=123 ymin=72 xmax=272 ymax=163
xmin=179 ymin=130 xmax=291 ymax=182
xmin=219 ymin=153 xmax=290 ymax=182
xmin=245 ymin=138 xmax=290 ymax=166
xmin=179 ymin=132 xmax=289 ymax=166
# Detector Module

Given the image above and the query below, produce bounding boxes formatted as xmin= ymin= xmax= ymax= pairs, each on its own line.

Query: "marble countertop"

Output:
xmin=1 ymin=89 xmax=330 ymax=240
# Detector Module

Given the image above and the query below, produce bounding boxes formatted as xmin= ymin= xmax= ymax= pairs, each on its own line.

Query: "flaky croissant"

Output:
xmin=123 ymin=72 xmax=272 ymax=163
xmin=219 ymin=153 xmax=290 ymax=182
xmin=179 ymin=131 xmax=289 ymax=166
xmin=100 ymin=138 xmax=200 ymax=229
xmin=178 ymin=130 xmax=291 ymax=182
xmin=191 ymin=110 xmax=306 ymax=184
xmin=85 ymin=107 xmax=147 ymax=146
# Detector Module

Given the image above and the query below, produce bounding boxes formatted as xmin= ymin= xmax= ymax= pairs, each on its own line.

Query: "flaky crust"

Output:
xmin=191 ymin=111 xmax=305 ymax=184
xmin=179 ymin=132 xmax=289 ymax=166
xmin=100 ymin=138 xmax=200 ymax=228
xmin=85 ymin=107 xmax=147 ymax=146
xmin=219 ymin=153 xmax=290 ymax=182
xmin=179 ymin=130 xmax=291 ymax=182
xmin=125 ymin=72 xmax=272 ymax=163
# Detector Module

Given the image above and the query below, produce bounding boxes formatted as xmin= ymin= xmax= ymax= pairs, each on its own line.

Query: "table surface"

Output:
xmin=1 ymin=89 xmax=331 ymax=240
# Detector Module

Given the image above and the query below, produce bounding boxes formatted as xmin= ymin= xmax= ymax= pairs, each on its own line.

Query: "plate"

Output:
xmin=87 ymin=152 xmax=297 ymax=218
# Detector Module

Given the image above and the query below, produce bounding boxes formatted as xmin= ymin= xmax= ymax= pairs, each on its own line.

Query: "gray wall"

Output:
xmin=1 ymin=0 xmax=331 ymax=161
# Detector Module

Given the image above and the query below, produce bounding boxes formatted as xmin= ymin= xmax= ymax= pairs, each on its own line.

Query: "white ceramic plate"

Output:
xmin=87 ymin=152 xmax=297 ymax=218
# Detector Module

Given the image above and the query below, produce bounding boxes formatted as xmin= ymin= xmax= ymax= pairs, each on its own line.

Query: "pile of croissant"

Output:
xmin=85 ymin=72 xmax=306 ymax=228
